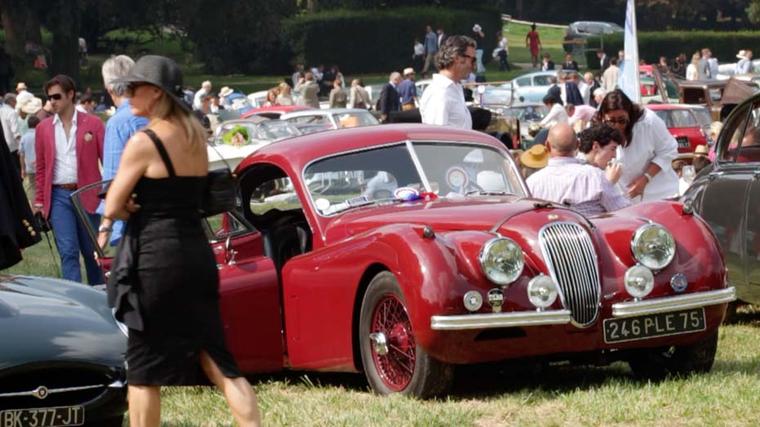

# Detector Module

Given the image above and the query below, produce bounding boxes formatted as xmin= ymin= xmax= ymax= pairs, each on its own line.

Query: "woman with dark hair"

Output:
xmin=102 ymin=55 xmax=261 ymax=426
xmin=594 ymin=89 xmax=678 ymax=201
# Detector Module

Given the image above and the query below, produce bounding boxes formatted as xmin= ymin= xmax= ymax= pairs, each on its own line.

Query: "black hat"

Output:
xmin=114 ymin=55 xmax=190 ymax=112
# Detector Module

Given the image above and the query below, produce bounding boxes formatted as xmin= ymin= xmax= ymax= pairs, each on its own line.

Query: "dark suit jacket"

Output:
xmin=378 ymin=83 xmax=400 ymax=116
xmin=546 ymin=85 xmax=561 ymax=103
xmin=600 ymin=55 xmax=610 ymax=71
xmin=565 ymin=82 xmax=584 ymax=106
xmin=562 ymin=61 xmax=579 ymax=71
xmin=542 ymin=60 xmax=555 ymax=71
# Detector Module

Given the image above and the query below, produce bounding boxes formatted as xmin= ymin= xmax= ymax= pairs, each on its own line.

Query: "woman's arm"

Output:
xmin=104 ymin=133 xmax=151 ymax=221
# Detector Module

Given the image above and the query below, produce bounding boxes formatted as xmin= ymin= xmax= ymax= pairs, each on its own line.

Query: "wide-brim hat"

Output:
xmin=694 ymin=144 xmax=709 ymax=156
xmin=219 ymin=86 xmax=234 ymax=97
xmin=114 ymin=55 xmax=190 ymax=113
xmin=520 ymin=144 xmax=549 ymax=169
xmin=20 ymin=96 xmax=42 ymax=115
xmin=736 ymin=50 xmax=747 ymax=60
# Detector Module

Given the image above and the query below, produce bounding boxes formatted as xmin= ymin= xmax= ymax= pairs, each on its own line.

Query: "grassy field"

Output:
xmin=5 ymin=234 xmax=760 ymax=426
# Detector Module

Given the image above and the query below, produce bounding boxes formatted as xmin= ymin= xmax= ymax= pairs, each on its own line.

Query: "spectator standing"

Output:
xmin=291 ymin=64 xmax=304 ymax=88
xmin=98 ymin=55 xmax=149 ymax=247
xmin=698 ymin=49 xmax=711 ymax=79
xmin=597 ymin=49 xmax=610 ymax=72
xmin=562 ymin=53 xmax=579 ymax=71
xmin=18 ymin=115 xmax=39 ymax=193
xmin=656 ymin=56 xmax=670 ymax=75
xmin=541 ymin=53 xmax=555 ymax=71
xmin=377 ymin=72 xmax=402 ymax=123
xmin=686 ymin=52 xmax=700 ymax=81
xmin=348 ymin=79 xmax=371 ymax=109
xmin=420 ymin=35 xmax=476 ymax=129
xmin=275 ymin=82 xmax=294 ymax=106
xmin=437 ymin=28 xmax=447 ymax=47
xmin=472 ymin=24 xmax=486 ymax=74
xmin=580 ymin=72 xmax=598 ymax=106
xmin=0 ymin=94 xmax=20 ymax=173
xmin=397 ymin=68 xmax=418 ymax=111
xmin=525 ymin=23 xmax=542 ymax=68
xmin=706 ymin=49 xmax=719 ymax=79
xmin=736 ymin=50 xmax=753 ymax=75
xmin=33 ymin=74 xmax=104 ymax=284
xmin=670 ymin=53 xmax=687 ymax=78
xmin=601 ymin=57 xmax=620 ymax=92
xmin=193 ymin=80 xmax=212 ymax=110
xmin=295 ymin=72 xmax=320 ymax=108
xmin=595 ymin=89 xmax=679 ymax=201
xmin=413 ymin=38 xmax=425 ymax=72
xmin=102 ymin=55 xmax=261 ymax=426
xmin=328 ymin=79 xmax=347 ymax=108
xmin=421 ymin=25 xmax=438 ymax=77
xmin=527 ymin=123 xmax=630 ymax=216
xmin=539 ymin=94 xmax=568 ymax=129
xmin=495 ymin=33 xmax=509 ymax=71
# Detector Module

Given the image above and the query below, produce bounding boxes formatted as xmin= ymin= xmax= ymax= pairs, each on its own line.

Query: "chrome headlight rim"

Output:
xmin=479 ymin=236 xmax=525 ymax=286
xmin=630 ymin=223 xmax=676 ymax=271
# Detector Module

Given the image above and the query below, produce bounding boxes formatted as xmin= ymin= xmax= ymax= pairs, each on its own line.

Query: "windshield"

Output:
xmin=334 ymin=112 xmax=379 ymax=128
xmin=303 ymin=142 xmax=526 ymax=216
xmin=504 ymin=105 xmax=548 ymax=121
xmin=261 ymin=121 xmax=300 ymax=140
xmin=654 ymin=109 xmax=698 ymax=128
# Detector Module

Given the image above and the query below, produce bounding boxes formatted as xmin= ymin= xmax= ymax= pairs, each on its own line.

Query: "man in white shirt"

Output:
xmin=193 ymin=80 xmax=212 ymax=110
xmin=527 ymin=123 xmax=630 ymax=216
xmin=602 ymin=57 xmax=620 ymax=92
xmin=566 ymin=104 xmax=597 ymax=131
xmin=0 ymin=93 xmax=20 ymax=172
xmin=419 ymin=35 xmax=476 ymax=129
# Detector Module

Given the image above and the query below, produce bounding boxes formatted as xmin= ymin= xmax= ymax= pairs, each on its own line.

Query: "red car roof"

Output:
xmin=240 ymin=105 xmax=312 ymax=118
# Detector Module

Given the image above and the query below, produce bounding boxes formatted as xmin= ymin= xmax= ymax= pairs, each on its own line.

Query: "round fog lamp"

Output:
xmin=624 ymin=265 xmax=655 ymax=299
xmin=527 ymin=275 xmax=559 ymax=309
xmin=463 ymin=291 xmax=483 ymax=312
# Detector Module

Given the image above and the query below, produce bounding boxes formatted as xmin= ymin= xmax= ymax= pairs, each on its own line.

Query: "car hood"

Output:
xmin=323 ymin=196 xmax=558 ymax=241
xmin=0 ymin=275 xmax=126 ymax=370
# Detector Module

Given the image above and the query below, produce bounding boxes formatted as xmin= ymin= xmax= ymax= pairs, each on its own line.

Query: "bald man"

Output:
xmin=526 ymin=124 xmax=630 ymax=216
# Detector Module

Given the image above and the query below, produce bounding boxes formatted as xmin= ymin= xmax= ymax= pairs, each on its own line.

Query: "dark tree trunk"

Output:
xmin=0 ymin=0 xmax=29 ymax=62
xmin=45 ymin=0 xmax=81 ymax=83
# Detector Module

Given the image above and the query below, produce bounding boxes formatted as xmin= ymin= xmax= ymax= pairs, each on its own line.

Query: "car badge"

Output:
xmin=487 ymin=288 xmax=504 ymax=313
xmin=393 ymin=187 xmax=420 ymax=201
xmin=32 ymin=385 xmax=49 ymax=400
xmin=670 ymin=273 xmax=688 ymax=293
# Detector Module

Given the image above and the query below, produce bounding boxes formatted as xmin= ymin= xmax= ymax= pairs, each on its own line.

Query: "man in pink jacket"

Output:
xmin=34 ymin=74 xmax=104 ymax=284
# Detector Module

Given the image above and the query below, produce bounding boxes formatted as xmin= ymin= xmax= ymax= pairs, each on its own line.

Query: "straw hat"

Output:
xmin=694 ymin=144 xmax=709 ymax=157
xmin=219 ymin=86 xmax=234 ymax=97
xmin=736 ymin=50 xmax=747 ymax=60
xmin=520 ymin=144 xmax=549 ymax=169
xmin=20 ymin=96 xmax=42 ymax=115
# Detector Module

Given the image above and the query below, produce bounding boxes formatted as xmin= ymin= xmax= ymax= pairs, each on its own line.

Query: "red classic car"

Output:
xmin=75 ymin=124 xmax=734 ymax=397
xmin=647 ymin=104 xmax=710 ymax=153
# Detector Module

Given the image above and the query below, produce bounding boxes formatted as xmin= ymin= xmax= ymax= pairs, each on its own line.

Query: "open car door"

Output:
xmin=71 ymin=181 xmax=284 ymax=373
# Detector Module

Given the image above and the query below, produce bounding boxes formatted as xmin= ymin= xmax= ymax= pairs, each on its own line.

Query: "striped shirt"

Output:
xmin=526 ymin=157 xmax=631 ymax=216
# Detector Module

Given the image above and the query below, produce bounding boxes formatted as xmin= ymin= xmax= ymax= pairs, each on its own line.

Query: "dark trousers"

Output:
xmin=499 ymin=52 xmax=510 ymax=71
xmin=9 ymin=150 xmax=20 ymax=175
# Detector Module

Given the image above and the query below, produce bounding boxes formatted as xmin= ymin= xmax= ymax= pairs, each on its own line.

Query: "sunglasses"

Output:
xmin=604 ymin=116 xmax=629 ymax=125
xmin=46 ymin=93 xmax=63 ymax=101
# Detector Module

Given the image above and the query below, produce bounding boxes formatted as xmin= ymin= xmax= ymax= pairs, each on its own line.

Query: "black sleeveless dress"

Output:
xmin=120 ymin=130 xmax=241 ymax=385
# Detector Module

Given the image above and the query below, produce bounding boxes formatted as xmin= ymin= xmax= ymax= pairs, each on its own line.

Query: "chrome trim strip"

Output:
xmin=430 ymin=309 xmax=572 ymax=330
xmin=0 ymin=384 xmax=104 ymax=398
xmin=612 ymin=287 xmax=736 ymax=318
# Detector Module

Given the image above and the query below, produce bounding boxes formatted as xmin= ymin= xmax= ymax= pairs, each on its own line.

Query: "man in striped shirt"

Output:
xmin=527 ymin=123 xmax=630 ymax=216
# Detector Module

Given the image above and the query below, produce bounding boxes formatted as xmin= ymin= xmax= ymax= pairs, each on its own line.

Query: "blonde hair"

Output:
xmin=149 ymin=90 xmax=206 ymax=152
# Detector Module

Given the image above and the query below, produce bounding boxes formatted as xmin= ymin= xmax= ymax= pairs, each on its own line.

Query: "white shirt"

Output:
xmin=686 ymin=63 xmax=699 ymax=81
xmin=736 ymin=58 xmax=752 ymax=75
xmin=420 ymin=73 xmax=472 ymax=130
xmin=414 ymin=42 xmax=424 ymax=56
xmin=193 ymin=88 xmax=208 ymax=110
xmin=616 ymin=109 xmax=679 ymax=202
xmin=539 ymin=103 xmax=568 ymax=128
xmin=498 ymin=37 xmax=508 ymax=54
xmin=0 ymin=103 xmax=20 ymax=152
xmin=568 ymin=105 xmax=597 ymax=127
xmin=602 ymin=65 xmax=620 ymax=92
xmin=52 ymin=110 xmax=78 ymax=184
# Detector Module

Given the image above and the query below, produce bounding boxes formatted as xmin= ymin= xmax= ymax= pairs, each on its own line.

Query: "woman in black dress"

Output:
xmin=102 ymin=55 xmax=260 ymax=426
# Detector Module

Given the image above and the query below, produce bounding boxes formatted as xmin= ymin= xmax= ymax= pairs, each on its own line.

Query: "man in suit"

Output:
xmin=541 ymin=53 xmax=555 ymax=71
xmin=562 ymin=53 xmax=579 ymax=71
xmin=597 ymin=49 xmax=610 ymax=71
xmin=33 ymin=74 xmax=104 ymax=284
xmin=295 ymin=71 xmax=320 ymax=108
xmin=378 ymin=71 xmax=401 ymax=123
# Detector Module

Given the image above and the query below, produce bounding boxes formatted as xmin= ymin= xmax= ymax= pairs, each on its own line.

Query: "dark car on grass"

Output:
xmin=0 ymin=275 xmax=127 ymax=426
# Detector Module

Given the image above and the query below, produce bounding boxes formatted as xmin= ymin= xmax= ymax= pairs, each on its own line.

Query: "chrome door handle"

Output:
xmin=708 ymin=171 xmax=724 ymax=181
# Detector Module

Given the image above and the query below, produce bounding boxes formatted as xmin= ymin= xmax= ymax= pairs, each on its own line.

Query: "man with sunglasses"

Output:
xmin=420 ymin=35 xmax=476 ymax=129
xmin=33 ymin=74 xmax=105 ymax=285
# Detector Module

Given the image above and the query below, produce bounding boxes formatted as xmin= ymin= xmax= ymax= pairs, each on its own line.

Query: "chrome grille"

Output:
xmin=538 ymin=222 xmax=600 ymax=326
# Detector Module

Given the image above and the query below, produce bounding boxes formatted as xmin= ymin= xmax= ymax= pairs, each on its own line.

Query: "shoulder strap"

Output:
xmin=142 ymin=129 xmax=176 ymax=177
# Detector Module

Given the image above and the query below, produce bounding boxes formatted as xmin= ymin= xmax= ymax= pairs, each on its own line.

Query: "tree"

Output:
xmin=748 ymin=0 xmax=760 ymax=23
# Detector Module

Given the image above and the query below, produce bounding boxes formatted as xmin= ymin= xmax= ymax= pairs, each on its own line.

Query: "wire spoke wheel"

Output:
xmin=370 ymin=293 xmax=416 ymax=391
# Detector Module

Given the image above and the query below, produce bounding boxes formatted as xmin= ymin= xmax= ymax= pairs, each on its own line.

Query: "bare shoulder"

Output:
xmin=124 ymin=130 xmax=158 ymax=158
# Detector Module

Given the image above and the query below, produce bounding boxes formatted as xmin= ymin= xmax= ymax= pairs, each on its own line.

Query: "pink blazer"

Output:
xmin=34 ymin=112 xmax=105 ymax=218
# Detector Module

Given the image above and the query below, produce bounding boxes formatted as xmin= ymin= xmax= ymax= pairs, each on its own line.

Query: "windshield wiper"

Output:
xmin=464 ymin=190 xmax=514 ymax=196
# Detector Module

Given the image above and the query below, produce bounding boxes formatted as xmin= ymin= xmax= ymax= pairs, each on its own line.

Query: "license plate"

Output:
xmin=0 ymin=406 xmax=84 ymax=427
xmin=677 ymin=137 xmax=690 ymax=148
xmin=603 ymin=308 xmax=705 ymax=344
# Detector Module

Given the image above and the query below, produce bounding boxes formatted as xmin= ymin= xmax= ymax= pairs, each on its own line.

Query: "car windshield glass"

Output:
xmin=260 ymin=121 xmax=300 ymax=140
xmin=666 ymin=110 xmax=698 ymax=127
xmin=533 ymin=75 xmax=553 ymax=86
xmin=481 ymin=88 xmax=511 ymax=105
xmin=691 ymin=108 xmax=712 ymax=128
xmin=335 ymin=112 xmax=379 ymax=128
xmin=411 ymin=142 xmax=526 ymax=198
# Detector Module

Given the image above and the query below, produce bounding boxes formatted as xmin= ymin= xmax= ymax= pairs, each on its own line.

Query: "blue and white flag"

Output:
xmin=619 ymin=0 xmax=641 ymax=103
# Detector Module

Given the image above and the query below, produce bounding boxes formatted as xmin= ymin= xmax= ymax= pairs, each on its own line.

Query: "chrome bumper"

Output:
xmin=612 ymin=287 xmax=736 ymax=318
xmin=430 ymin=309 xmax=572 ymax=331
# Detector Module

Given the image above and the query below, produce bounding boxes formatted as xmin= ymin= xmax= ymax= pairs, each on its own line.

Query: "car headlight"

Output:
xmin=631 ymin=223 xmax=676 ymax=270
xmin=624 ymin=265 xmax=654 ymax=299
xmin=479 ymin=237 xmax=524 ymax=286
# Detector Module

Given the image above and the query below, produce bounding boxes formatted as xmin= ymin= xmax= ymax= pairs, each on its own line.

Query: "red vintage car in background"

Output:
xmin=75 ymin=124 xmax=734 ymax=398
xmin=647 ymin=104 xmax=711 ymax=153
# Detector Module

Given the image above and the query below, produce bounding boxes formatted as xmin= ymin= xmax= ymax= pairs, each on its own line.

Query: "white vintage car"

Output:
xmin=207 ymin=117 xmax=301 ymax=170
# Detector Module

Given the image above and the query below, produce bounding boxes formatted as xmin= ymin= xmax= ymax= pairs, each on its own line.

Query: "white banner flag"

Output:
xmin=619 ymin=0 xmax=641 ymax=103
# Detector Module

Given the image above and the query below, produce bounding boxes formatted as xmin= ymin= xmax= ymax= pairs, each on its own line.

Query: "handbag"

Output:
xmin=201 ymin=141 xmax=237 ymax=216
